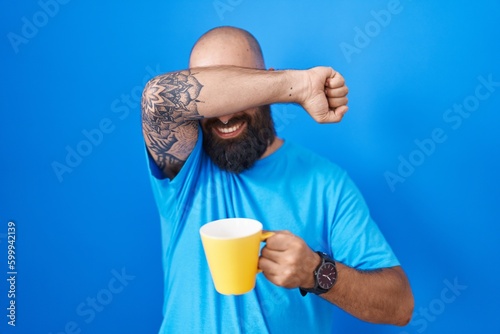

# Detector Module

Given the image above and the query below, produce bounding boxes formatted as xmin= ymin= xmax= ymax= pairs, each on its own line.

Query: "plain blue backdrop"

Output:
xmin=1 ymin=0 xmax=499 ymax=333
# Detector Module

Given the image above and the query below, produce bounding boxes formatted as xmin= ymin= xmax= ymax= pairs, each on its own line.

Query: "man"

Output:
xmin=142 ymin=26 xmax=413 ymax=333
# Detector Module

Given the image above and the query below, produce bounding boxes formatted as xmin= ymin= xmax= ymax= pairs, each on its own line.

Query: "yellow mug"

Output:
xmin=200 ymin=218 xmax=274 ymax=295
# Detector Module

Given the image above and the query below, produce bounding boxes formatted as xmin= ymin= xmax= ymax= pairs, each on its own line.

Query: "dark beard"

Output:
xmin=201 ymin=106 xmax=276 ymax=174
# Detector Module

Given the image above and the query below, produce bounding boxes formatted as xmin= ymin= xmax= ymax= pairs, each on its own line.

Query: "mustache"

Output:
xmin=204 ymin=114 xmax=252 ymax=130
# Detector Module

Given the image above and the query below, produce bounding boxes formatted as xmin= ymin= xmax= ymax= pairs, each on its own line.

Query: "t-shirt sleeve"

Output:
xmin=329 ymin=172 xmax=400 ymax=270
xmin=144 ymin=126 xmax=204 ymax=221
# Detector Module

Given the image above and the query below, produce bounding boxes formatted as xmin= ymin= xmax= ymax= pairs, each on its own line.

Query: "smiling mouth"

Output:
xmin=213 ymin=121 xmax=246 ymax=139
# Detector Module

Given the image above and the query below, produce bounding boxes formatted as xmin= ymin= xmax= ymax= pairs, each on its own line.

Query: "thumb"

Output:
xmin=316 ymin=106 xmax=348 ymax=123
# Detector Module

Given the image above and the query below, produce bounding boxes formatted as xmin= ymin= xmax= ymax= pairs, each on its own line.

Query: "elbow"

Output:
xmin=141 ymin=77 xmax=162 ymax=121
xmin=369 ymin=293 xmax=413 ymax=326
xmin=141 ymin=79 xmax=155 ymax=110
xmin=394 ymin=310 xmax=413 ymax=327
xmin=390 ymin=266 xmax=414 ymax=326
xmin=393 ymin=289 xmax=414 ymax=326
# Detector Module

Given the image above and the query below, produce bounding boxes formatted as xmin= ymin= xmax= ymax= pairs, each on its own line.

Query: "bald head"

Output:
xmin=189 ymin=26 xmax=265 ymax=69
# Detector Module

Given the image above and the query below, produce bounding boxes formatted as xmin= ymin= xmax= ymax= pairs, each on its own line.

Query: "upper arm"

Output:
xmin=141 ymin=70 xmax=204 ymax=179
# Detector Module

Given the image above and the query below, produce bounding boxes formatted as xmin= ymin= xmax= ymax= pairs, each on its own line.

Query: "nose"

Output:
xmin=218 ymin=115 xmax=232 ymax=124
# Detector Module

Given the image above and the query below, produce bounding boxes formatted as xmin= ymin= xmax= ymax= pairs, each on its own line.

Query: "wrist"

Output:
xmin=300 ymin=251 xmax=322 ymax=289
xmin=282 ymin=69 xmax=307 ymax=105
xmin=299 ymin=251 xmax=338 ymax=296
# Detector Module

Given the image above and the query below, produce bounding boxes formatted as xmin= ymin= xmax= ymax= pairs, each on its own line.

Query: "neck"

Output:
xmin=260 ymin=136 xmax=284 ymax=159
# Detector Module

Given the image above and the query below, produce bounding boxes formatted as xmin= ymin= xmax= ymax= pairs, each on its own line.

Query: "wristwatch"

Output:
xmin=300 ymin=251 xmax=337 ymax=296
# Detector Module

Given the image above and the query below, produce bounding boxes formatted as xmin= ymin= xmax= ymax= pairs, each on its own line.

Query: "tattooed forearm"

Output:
xmin=142 ymin=70 xmax=204 ymax=175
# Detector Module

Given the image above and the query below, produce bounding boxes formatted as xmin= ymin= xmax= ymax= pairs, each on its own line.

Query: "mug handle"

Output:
xmin=257 ymin=231 xmax=275 ymax=273
xmin=261 ymin=231 xmax=275 ymax=241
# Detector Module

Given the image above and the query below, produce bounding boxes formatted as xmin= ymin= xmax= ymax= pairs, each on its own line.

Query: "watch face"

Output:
xmin=317 ymin=262 xmax=336 ymax=290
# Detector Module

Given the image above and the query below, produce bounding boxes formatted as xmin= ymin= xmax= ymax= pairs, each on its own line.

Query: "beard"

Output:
xmin=201 ymin=106 xmax=276 ymax=174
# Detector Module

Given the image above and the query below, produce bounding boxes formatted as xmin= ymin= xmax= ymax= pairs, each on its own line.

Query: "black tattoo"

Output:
xmin=141 ymin=70 xmax=204 ymax=177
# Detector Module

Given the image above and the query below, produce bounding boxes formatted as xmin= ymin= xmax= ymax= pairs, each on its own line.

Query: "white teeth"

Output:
xmin=217 ymin=122 xmax=242 ymax=134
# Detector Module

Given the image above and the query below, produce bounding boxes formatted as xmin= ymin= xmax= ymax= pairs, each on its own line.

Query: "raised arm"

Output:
xmin=141 ymin=66 xmax=348 ymax=178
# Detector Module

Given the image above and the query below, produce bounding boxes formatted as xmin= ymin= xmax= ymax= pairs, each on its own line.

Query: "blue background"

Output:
xmin=1 ymin=0 xmax=499 ymax=333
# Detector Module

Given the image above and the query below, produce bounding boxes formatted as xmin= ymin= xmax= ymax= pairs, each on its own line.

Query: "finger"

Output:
xmin=318 ymin=106 xmax=349 ymax=123
xmin=258 ymin=256 xmax=292 ymax=285
xmin=325 ymin=86 xmax=349 ymax=98
xmin=263 ymin=231 xmax=294 ymax=250
xmin=326 ymin=73 xmax=345 ymax=89
xmin=261 ymin=246 xmax=284 ymax=263
xmin=333 ymin=105 xmax=349 ymax=116
xmin=258 ymin=255 xmax=280 ymax=273
xmin=327 ymin=96 xmax=348 ymax=109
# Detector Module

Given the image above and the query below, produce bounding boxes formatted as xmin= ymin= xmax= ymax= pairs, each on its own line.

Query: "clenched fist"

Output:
xmin=299 ymin=67 xmax=349 ymax=123
xmin=258 ymin=231 xmax=321 ymax=289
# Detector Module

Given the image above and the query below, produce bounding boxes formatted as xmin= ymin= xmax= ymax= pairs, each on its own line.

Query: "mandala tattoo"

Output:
xmin=141 ymin=70 xmax=204 ymax=176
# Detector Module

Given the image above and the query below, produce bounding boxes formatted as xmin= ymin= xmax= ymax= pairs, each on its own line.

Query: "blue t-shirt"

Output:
xmin=146 ymin=128 xmax=399 ymax=334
